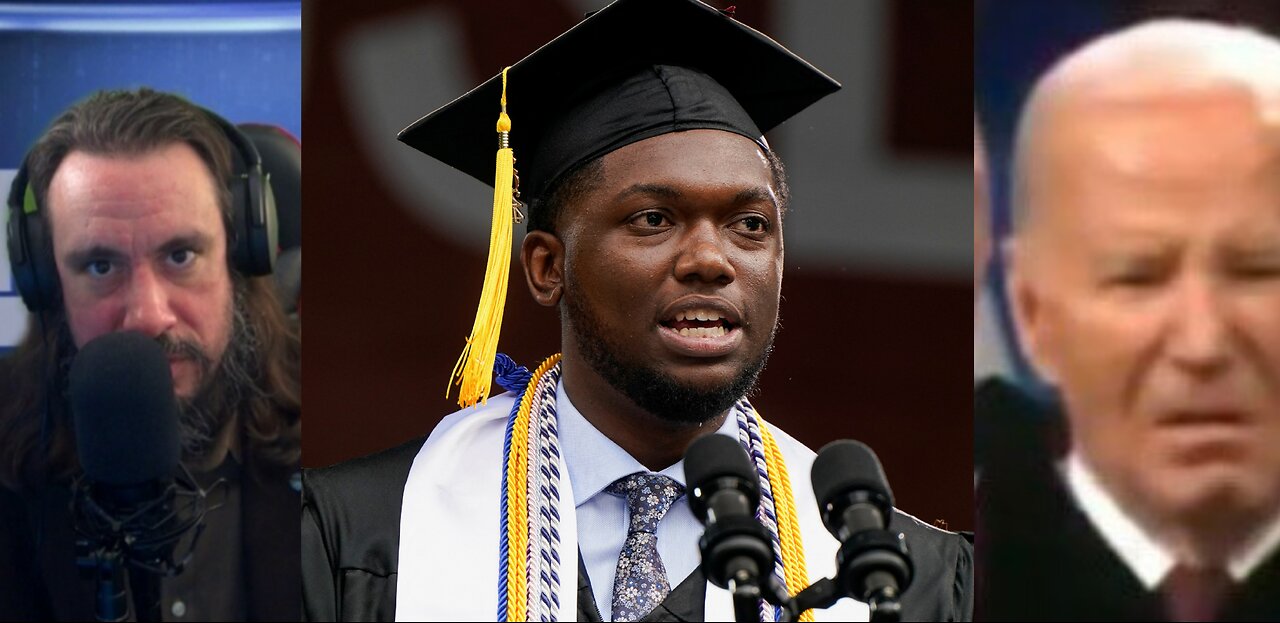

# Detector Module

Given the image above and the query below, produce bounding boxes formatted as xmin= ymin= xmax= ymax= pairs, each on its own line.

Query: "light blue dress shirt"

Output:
xmin=557 ymin=382 xmax=741 ymax=621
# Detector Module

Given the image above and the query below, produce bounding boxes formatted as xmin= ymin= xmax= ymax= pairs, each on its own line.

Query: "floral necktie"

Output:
xmin=607 ymin=473 xmax=686 ymax=622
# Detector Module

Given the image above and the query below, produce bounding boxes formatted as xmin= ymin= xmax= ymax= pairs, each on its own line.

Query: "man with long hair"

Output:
xmin=0 ymin=88 xmax=301 ymax=621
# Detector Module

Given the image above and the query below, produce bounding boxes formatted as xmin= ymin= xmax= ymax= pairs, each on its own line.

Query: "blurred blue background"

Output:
xmin=0 ymin=1 xmax=302 ymax=353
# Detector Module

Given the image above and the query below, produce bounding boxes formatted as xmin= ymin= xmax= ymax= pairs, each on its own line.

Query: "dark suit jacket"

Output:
xmin=303 ymin=436 xmax=974 ymax=622
xmin=975 ymin=381 xmax=1280 ymax=622
xmin=0 ymin=455 xmax=301 ymax=622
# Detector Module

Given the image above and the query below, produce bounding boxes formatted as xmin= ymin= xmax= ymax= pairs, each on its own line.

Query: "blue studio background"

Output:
xmin=0 ymin=0 xmax=301 ymax=353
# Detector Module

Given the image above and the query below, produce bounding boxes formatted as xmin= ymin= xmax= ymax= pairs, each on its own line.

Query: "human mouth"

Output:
xmin=168 ymin=355 xmax=190 ymax=374
xmin=1158 ymin=409 xmax=1251 ymax=428
xmin=657 ymin=302 xmax=744 ymax=357
xmin=669 ymin=309 xmax=732 ymax=337
xmin=1166 ymin=414 xmax=1247 ymax=426
xmin=1152 ymin=409 xmax=1259 ymax=455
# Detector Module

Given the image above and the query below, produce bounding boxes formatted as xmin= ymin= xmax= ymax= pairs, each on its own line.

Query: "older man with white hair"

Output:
xmin=979 ymin=20 xmax=1280 ymax=621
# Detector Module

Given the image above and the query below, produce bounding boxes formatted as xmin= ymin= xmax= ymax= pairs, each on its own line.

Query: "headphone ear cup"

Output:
xmin=260 ymin=173 xmax=280 ymax=273
xmin=218 ymin=117 xmax=276 ymax=278
xmin=229 ymin=164 xmax=253 ymax=275
xmin=230 ymin=163 xmax=277 ymax=277
xmin=8 ymin=207 xmax=37 ymax=310
xmin=7 ymin=171 xmax=60 ymax=313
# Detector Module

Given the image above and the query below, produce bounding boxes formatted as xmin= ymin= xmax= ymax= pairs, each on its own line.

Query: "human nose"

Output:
xmin=673 ymin=221 xmax=736 ymax=285
xmin=119 ymin=265 xmax=178 ymax=338
xmin=1165 ymin=276 xmax=1232 ymax=376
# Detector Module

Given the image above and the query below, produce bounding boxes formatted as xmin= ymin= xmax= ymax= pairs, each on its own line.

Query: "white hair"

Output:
xmin=1011 ymin=19 xmax=1280 ymax=234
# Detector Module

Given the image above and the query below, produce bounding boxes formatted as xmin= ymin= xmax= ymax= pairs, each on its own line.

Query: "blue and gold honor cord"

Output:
xmin=495 ymin=354 xmax=813 ymax=622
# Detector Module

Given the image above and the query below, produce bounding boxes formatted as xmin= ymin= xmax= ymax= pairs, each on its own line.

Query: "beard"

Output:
xmin=56 ymin=283 xmax=261 ymax=464
xmin=562 ymin=287 xmax=776 ymax=426
xmin=164 ymin=287 xmax=261 ymax=461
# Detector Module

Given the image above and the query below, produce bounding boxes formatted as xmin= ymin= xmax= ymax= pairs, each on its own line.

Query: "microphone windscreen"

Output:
xmin=811 ymin=440 xmax=894 ymax=510
xmin=684 ymin=433 xmax=760 ymax=513
xmin=70 ymin=331 xmax=180 ymax=485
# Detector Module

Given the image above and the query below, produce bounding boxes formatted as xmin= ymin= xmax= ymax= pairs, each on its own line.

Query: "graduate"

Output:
xmin=301 ymin=1 xmax=972 ymax=620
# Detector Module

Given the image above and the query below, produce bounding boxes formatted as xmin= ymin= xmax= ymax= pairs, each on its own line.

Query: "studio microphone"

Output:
xmin=69 ymin=331 xmax=205 ymax=622
xmin=685 ymin=434 xmax=786 ymax=622
xmin=810 ymin=440 xmax=913 ymax=622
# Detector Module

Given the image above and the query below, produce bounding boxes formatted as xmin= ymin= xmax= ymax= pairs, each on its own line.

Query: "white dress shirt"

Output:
xmin=558 ymin=382 xmax=740 ymax=621
xmin=1064 ymin=452 xmax=1280 ymax=589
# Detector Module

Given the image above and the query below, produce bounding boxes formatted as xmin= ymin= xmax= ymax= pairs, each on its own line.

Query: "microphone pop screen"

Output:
xmin=812 ymin=439 xmax=895 ymax=541
xmin=70 ymin=331 xmax=180 ymax=486
xmin=685 ymin=433 xmax=761 ymax=522
xmin=812 ymin=440 xmax=894 ymax=511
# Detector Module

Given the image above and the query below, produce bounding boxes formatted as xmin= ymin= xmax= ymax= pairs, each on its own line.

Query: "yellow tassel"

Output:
xmin=448 ymin=67 xmax=516 ymax=408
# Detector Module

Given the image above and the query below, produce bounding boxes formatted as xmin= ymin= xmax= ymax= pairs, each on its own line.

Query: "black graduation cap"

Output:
xmin=402 ymin=0 xmax=840 ymax=410
xmin=398 ymin=0 xmax=841 ymax=204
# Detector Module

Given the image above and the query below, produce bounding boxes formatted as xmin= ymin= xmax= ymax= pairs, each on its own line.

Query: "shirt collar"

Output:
xmin=557 ymin=381 xmax=739 ymax=508
xmin=1064 ymin=452 xmax=1280 ymax=587
xmin=1233 ymin=504 xmax=1280 ymax=581
xmin=1063 ymin=452 xmax=1175 ymax=590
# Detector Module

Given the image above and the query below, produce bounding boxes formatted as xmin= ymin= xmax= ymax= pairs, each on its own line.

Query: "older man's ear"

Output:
xmin=974 ymin=121 xmax=989 ymax=303
xmin=1003 ymin=237 xmax=1063 ymax=387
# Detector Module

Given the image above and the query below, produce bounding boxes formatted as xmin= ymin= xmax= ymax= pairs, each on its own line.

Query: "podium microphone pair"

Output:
xmin=685 ymin=435 xmax=912 ymax=622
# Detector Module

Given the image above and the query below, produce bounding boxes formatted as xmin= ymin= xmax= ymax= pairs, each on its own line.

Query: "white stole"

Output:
xmin=396 ymin=392 xmax=868 ymax=621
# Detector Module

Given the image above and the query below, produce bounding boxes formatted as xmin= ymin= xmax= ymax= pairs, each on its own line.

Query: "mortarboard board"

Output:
xmin=400 ymin=0 xmax=840 ymax=409
xmin=400 ymin=0 xmax=840 ymax=202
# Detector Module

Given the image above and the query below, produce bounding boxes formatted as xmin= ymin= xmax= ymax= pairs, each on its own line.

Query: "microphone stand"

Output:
xmin=73 ymin=464 xmax=225 ymax=622
xmin=80 ymin=545 xmax=129 ymax=622
xmin=129 ymin=566 xmax=163 ymax=622
xmin=700 ymin=516 xmax=790 ymax=623
xmin=727 ymin=572 xmax=762 ymax=623
xmin=728 ymin=566 xmax=794 ymax=623
xmin=776 ymin=528 xmax=912 ymax=622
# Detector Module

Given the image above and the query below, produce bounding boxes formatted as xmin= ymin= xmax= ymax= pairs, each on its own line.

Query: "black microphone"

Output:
xmin=810 ymin=440 xmax=913 ymax=622
xmin=686 ymin=434 xmax=785 ymax=623
xmin=72 ymin=331 xmax=180 ymax=494
xmin=812 ymin=440 xmax=893 ymax=543
xmin=69 ymin=331 xmax=188 ymax=622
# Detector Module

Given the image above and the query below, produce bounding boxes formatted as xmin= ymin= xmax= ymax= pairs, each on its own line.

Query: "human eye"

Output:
xmin=734 ymin=215 xmax=770 ymax=233
xmin=1106 ymin=270 xmax=1163 ymax=288
xmin=85 ymin=259 xmax=114 ymax=278
xmin=729 ymin=213 xmax=772 ymax=240
xmin=168 ymin=248 xmax=198 ymax=268
xmin=1099 ymin=257 xmax=1170 ymax=290
xmin=1224 ymin=243 xmax=1280 ymax=282
xmin=1231 ymin=259 xmax=1280 ymax=281
xmin=629 ymin=210 xmax=673 ymax=230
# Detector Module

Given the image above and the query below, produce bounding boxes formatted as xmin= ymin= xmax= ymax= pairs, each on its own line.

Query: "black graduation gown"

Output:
xmin=302 ymin=436 xmax=974 ymax=622
xmin=975 ymin=384 xmax=1280 ymax=622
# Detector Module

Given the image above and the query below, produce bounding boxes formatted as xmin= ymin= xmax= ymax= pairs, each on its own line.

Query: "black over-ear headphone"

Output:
xmin=5 ymin=109 xmax=279 ymax=313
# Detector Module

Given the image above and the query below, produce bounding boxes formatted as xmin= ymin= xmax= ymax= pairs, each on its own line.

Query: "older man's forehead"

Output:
xmin=1025 ymin=21 xmax=1280 ymax=145
xmin=1015 ymin=20 xmax=1280 ymax=232
xmin=1046 ymin=88 xmax=1280 ymax=178
xmin=1033 ymin=20 xmax=1280 ymax=100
